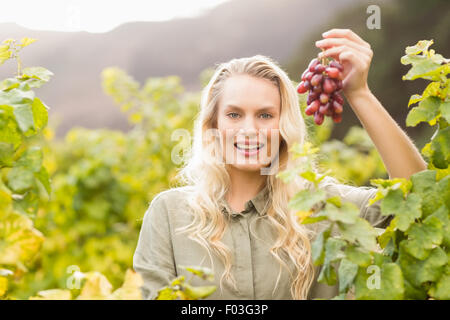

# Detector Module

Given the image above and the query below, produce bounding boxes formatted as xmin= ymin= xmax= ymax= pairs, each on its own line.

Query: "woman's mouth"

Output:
xmin=234 ymin=142 xmax=265 ymax=157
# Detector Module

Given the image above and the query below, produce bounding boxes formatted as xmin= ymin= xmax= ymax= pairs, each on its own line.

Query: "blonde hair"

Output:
xmin=174 ymin=55 xmax=321 ymax=299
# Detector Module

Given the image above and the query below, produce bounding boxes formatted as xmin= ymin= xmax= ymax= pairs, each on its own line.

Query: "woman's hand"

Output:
xmin=315 ymin=28 xmax=373 ymax=100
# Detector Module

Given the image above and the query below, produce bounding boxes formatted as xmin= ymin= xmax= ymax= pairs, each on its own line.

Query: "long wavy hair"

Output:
xmin=174 ymin=54 xmax=322 ymax=299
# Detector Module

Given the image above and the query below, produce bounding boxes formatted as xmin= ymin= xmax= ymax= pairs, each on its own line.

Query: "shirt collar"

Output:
xmin=220 ymin=184 xmax=270 ymax=217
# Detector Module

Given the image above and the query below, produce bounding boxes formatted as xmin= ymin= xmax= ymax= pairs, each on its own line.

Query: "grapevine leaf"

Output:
xmin=403 ymin=216 xmax=443 ymax=260
xmin=180 ymin=265 xmax=214 ymax=282
xmin=0 ymin=44 xmax=11 ymax=65
xmin=31 ymin=97 xmax=49 ymax=130
xmin=288 ymin=189 xmax=326 ymax=212
xmin=440 ymin=100 xmax=450 ymax=123
xmin=17 ymin=146 xmax=43 ymax=172
xmin=404 ymin=40 xmax=434 ymax=55
xmin=428 ymin=273 xmax=450 ymax=300
xmin=106 ymin=269 xmax=143 ymax=300
xmin=6 ymin=166 xmax=34 ymax=192
xmin=380 ymin=189 xmax=421 ymax=231
xmin=337 ymin=218 xmax=378 ymax=251
xmin=354 ymin=263 xmax=404 ymax=300
xmin=398 ymin=243 xmax=447 ymax=288
xmin=406 ymin=96 xmax=441 ymax=127
xmin=35 ymin=166 xmax=51 ymax=197
xmin=430 ymin=127 xmax=450 ymax=169
xmin=183 ymin=284 xmax=217 ymax=300
xmin=411 ymin=170 xmax=444 ymax=218
xmin=77 ymin=271 xmax=113 ymax=300
xmin=321 ymin=202 xmax=359 ymax=224
xmin=311 ymin=228 xmax=330 ymax=266
xmin=0 ymin=211 xmax=44 ymax=266
xmin=13 ymin=103 xmax=36 ymax=134
xmin=338 ymin=259 xmax=358 ymax=294
xmin=19 ymin=37 xmax=37 ymax=48
xmin=317 ymin=263 xmax=337 ymax=286
xmin=0 ymin=142 xmax=14 ymax=167
xmin=344 ymin=245 xmax=372 ymax=267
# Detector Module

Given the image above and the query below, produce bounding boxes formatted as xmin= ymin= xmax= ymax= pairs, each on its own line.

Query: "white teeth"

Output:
xmin=235 ymin=143 xmax=263 ymax=150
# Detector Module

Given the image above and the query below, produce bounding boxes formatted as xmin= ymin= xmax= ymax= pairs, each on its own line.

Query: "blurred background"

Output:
xmin=0 ymin=0 xmax=448 ymax=299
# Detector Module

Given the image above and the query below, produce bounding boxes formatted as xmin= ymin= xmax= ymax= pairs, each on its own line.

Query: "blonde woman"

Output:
xmin=133 ymin=29 xmax=427 ymax=300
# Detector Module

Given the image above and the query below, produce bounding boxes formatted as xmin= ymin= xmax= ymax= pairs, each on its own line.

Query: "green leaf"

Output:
xmin=440 ymin=100 xmax=450 ymax=123
xmin=430 ymin=204 xmax=449 ymax=248
xmin=183 ymin=284 xmax=216 ymax=300
xmin=0 ymin=142 xmax=14 ymax=167
xmin=321 ymin=202 xmax=359 ymax=224
xmin=19 ymin=37 xmax=37 ymax=48
xmin=0 ymin=106 xmax=22 ymax=148
xmin=407 ymin=94 xmax=423 ymax=107
xmin=17 ymin=146 xmax=43 ymax=172
xmin=381 ymin=189 xmax=422 ymax=231
xmin=429 ymin=273 xmax=450 ymax=300
xmin=354 ymin=263 xmax=404 ymax=300
xmin=404 ymin=40 xmax=434 ymax=55
xmin=317 ymin=263 xmax=337 ymax=286
xmin=0 ymin=88 xmax=35 ymax=107
xmin=180 ymin=265 xmax=214 ymax=282
xmin=338 ymin=259 xmax=358 ymax=294
xmin=35 ymin=166 xmax=51 ymax=197
xmin=326 ymin=196 xmax=342 ymax=208
xmin=311 ymin=228 xmax=330 ymax=266
xmin=411 ymin=170 xmax=444 ymax=218
xmin=13 ymin=104 xmax=34 ymax=133
xmin=0 ymin=44 xmax=11 ymax=65
xmin=403 ymin=216 xmax=443 ymax=260
xmin=31 ymin=97 xmax=49 ymax=130
xmin=344 ymin=245 xmax=372 ymax=267
xmin=406 ymin=96 xmax=441 ymax=127
xmin=430 ymin=127 xmax=450 ymax=169
xmin=6 ymin=166 xmax=34 ymax=192
xmin=338 ymin=218 xmax=378 ymax=251
xmin=288 ymin=189 xmax=326 ymax=212
xmin=398 ymin=243 xmax=447 ymax=288
xmin=0 ymin=211 xmax=44 ymax=266
xmin=324 ymin=237 xmax=346 ymax=265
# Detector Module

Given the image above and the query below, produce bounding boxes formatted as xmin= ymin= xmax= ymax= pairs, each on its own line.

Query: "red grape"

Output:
xmin=297 ymin=81 xmax=307 ymax=94
xmin=330 ymin=61 xmax=343 ymax=71
xmin=305 ymin=100 xmax=320 ymax=115
xmin=314 ymin=111 xmax=324 ymax=125
xmin=323 ymin=78 xmax=336 ymax=94
xmin=326 ymin=67 xmax=340 ymax=79
xmin=298 ymin=58 xmax=345 ymax=125
xmin=310 ymin=74 xmax=323 ymax=87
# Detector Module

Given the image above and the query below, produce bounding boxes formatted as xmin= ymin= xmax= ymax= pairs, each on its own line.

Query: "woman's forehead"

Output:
xmin=220 ymin=75 xmax=280 ymax=110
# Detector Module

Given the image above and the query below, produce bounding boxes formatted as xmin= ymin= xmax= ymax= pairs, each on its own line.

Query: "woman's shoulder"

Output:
xmin=148 ymin=185 xmax=196 ymax=215
xmin=151 ymin=185 xmax=195 ymax=203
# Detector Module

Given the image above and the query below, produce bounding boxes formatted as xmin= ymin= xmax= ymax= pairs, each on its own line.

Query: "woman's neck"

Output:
xmin=225 ymin=166 xmax=266 ymax=213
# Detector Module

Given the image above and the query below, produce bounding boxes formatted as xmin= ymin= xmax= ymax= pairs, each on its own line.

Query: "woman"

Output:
xmin=133 ymin=29 xmax=427 ymax=300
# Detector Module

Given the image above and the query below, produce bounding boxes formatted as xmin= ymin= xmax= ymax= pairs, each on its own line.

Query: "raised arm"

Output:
xmin=316 ymin=28 xmax=427 ymax=180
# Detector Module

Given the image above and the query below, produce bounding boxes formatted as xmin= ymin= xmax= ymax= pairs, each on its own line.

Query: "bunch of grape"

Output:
xmin=297 ymin=58 xmax=345 ymax=125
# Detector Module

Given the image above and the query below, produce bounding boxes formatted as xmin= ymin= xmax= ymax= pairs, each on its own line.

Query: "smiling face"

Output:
xmin=216 ymin=74 xmax=282 ymax=173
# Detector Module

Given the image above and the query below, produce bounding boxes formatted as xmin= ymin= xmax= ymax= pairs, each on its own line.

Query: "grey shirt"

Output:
xmin=133 ymin=177 xmax=391 ymax=300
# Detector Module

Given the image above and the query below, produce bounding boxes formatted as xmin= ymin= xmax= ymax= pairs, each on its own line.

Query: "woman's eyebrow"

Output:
xmin=225 ymin=104 xmax=277 ymax=111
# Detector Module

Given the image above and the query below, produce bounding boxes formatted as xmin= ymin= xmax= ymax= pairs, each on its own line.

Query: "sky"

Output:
xmin=0 ymin=0 xmax=230 ymax=33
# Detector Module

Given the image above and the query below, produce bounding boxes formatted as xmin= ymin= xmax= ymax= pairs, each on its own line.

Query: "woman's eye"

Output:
xmin=260 ymin=113 xmax=273 ymax=119
xmin=227 ymin=112 xmax=240 ymax=119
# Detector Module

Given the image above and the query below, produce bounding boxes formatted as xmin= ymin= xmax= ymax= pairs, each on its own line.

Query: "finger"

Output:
xmin=316 ymin=37 xmax=372 ymax=57
xmin=322 ymin=28 xmax=370 ymax=49
xmin=319 ymin=45 xmax=368 ymax=68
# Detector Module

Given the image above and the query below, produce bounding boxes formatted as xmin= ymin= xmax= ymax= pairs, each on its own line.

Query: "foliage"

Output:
xmin=0 ymin=38 xmax=52 ymax=300
xmin=280 ymin=40 xmax=449 ymax=300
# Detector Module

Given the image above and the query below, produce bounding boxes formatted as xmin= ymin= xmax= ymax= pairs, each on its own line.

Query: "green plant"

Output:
xmin=279 ymin=39 xmax=449 ymax=300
